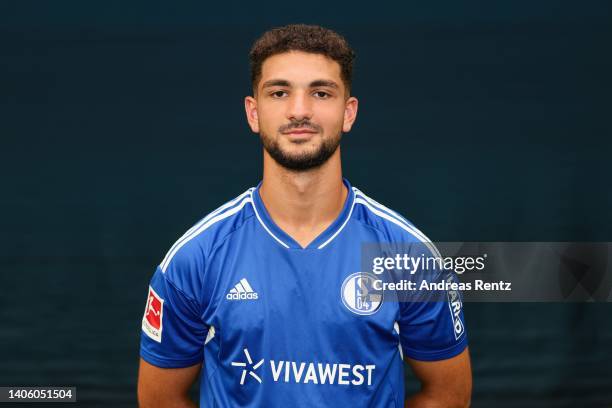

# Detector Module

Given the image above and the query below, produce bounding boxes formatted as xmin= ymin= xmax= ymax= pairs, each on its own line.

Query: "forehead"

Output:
xmin=259 ymin=51 xmax=342 ymax=86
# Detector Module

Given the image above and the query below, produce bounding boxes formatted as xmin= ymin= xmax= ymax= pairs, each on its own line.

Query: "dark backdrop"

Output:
xmin=1 ymin=1 xmax=611 ymax=407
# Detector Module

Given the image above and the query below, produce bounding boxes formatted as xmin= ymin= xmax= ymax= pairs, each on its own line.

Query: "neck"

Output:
xmin=259 ymin=148 xmax=348 ymax=248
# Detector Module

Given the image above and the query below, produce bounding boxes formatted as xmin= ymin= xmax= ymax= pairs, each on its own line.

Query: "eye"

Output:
xmin=271 ymin=90 xmax=287 ymax=98
xmin=313 ymin=91 xmax=330 ymax=99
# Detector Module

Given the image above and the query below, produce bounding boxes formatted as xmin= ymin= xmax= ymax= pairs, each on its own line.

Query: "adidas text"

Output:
xmin=226 ymin=292 xmax=259 ymax=300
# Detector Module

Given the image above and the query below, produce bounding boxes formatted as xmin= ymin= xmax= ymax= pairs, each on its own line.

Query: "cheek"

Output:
xmin=256 ymin=107 xmax=281 ymax=130
xmin=318 ymin=106 xmax=346 ymax=129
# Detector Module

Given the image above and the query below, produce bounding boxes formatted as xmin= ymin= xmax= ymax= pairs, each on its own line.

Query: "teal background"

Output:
xmin=1 ymin=1 xmax=611 ymax=406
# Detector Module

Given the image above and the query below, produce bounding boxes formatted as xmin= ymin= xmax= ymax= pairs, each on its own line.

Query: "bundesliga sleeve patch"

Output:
xmin=142 ymin=286 xmax=164 ymax=343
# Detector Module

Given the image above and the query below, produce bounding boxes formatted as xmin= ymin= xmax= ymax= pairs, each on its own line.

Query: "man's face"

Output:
xmin=245 ymin=51 xmax=358 ymax=171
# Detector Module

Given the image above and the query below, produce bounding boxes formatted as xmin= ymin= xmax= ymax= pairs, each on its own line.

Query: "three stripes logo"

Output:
xmin=226 ymin=278 xmax=259 ymax=300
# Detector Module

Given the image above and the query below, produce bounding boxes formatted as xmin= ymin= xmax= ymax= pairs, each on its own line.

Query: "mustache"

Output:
xmin=279 ymin=120 xmax=322 ymax=134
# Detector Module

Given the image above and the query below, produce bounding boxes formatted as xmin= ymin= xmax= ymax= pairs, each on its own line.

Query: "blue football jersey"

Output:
xmin=140 ymin=178 xmax=467 ymax=407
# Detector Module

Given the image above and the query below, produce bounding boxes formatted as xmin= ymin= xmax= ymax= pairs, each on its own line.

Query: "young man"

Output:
xmin=138 ymin=24 xmax=471 ymax=407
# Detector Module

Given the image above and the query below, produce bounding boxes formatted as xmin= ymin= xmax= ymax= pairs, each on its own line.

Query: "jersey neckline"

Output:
xmin=250 ymin=178 xmax=356 ymax=250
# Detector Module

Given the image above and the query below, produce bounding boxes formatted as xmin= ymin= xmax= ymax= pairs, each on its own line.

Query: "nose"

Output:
xmin=286 ymin=91 xmax=313 ymax=122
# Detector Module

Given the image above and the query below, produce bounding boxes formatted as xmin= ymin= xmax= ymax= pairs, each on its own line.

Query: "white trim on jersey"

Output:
xmin=353 ymin=196 xmax=442 ymax=259
xmin=353 ymin=187 xmax=442 ymax=257
xmin=161 ymin=195 xmax=253 ymax=272
xmin=205 ymin=325 xmax=216 ymax=345
xmin=248 ymin=190 xmax=291 ymax=249
xmin=160 ymin=188 xmax=254 ymax=271
xmin=317 ymin=191 xmax=357 ymax=249
xmin=394 ymin=322 xmax=403 ymax=360
xmin=353 ymin=188 xmax=437 ymax=249
xmin=250 ymin=187 xmax=356 ymax=250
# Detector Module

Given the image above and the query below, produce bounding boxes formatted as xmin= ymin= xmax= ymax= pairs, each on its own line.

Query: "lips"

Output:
xmin=284 ymin=128 xmax=317 ymax=135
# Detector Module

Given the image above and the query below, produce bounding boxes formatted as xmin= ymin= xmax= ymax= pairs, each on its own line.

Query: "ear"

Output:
xmin=244 ymin=96 xmax=259 ymax=133
xmin=342 ymin=96 xmax=358 ymax=133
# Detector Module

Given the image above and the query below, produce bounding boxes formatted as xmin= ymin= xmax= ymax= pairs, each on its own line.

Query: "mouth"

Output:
xmin=283 ymin=128 xmax=318 ymax=135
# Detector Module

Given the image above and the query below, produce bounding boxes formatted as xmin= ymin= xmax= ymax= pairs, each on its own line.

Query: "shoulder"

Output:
xmin=351 ymin=186 xmax=441 ymax=258
xmin=159 ymin=187 xmax=256 ymax=276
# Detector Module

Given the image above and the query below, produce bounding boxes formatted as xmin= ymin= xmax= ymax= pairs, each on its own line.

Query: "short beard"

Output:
xmin=260 ymin=131 xmax=342 ymax=171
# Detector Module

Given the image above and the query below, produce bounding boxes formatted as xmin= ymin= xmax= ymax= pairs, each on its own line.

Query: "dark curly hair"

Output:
xmin=249 ymin=24 xmax=355 ymax=95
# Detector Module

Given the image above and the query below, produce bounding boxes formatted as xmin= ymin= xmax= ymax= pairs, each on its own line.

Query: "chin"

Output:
xmin=283 ymin=147 xmax=320 ymax=160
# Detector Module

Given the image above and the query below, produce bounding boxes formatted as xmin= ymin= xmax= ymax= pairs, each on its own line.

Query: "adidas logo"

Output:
xmin=226 ymin=278 xmax=259 ymax=300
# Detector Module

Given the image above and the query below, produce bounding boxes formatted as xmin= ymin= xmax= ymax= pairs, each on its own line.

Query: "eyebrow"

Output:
xmin=261 ymin=79 xmax=290 ymax=89
xmin=261 ymin=79 xmax=340 ymax=89
xmin=309 ymin=80 xmax=339 ymax=89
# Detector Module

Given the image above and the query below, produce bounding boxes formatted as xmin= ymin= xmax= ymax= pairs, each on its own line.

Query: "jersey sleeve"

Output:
xmin=397 ymin=245 xmax=468 ymax=361
xmin=140 ymin=248 xmax=209 ymax=368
